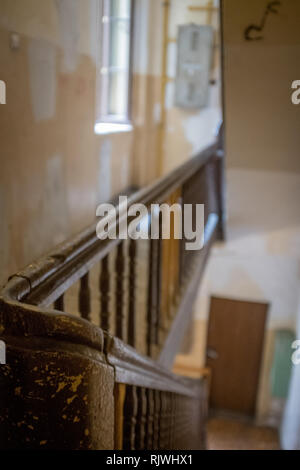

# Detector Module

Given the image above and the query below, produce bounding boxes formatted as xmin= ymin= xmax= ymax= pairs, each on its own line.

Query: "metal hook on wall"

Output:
xmin=244 ymin=1 xmax=281 ymax=41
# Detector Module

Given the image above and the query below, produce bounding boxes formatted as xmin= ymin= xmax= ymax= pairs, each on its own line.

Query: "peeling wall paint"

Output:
xmin=182 ymin=107 xmax=221 ymax=154
xmin=147 ymin=0 xmax=163 ymax=77
xmin=56 ymin=0 xmax=80 ymax=73
xmin=89 ymin=0 xmax=99 ymax=65
xmin=44 ymin=154 xmax=68 ymax=245
xmin=224 ymin=0 xmax=300 ymax=172
xmin=152 ymin=102 xmax=161 ymax=124
xmin=0 ymin=0 xmax=145 ymax=283
xmin=196 ymin=168 xmax=300 ymax=325
xmin=167 ymin=42 xmax=177 ymax=79
xmin=98 ymin=140 xmax=112 ymax=204
xmin=165 ymin=81 xmax=175 ymax=110
xmin=120 ymin=153 xmax=130 ymax=191
xmin=0 ymin=0 xmax=58 ymax=44
xmin=133 ymin=0 xmax=150 ymax=75
xmin=28 ymin=38 xmax=57 ymax=121
xmin=162 ymin=0 xmax=222 ymax=174
xmin=190 ymin=168 xmax=300 ymax=421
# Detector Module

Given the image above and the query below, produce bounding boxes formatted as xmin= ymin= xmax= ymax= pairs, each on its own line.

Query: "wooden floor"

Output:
xmin=207 ymin=417 xmax=280 ymax=450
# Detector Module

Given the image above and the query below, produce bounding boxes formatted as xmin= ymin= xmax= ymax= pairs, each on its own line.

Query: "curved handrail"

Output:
xmin=0 ymin=295 xmax=202 ymax=399
xmin=0 ymin=143 xmax=217 ymax=306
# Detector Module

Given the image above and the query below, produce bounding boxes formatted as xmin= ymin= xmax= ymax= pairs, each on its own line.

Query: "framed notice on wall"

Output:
xmin=175 ymin=24 xmax=214 ymax=109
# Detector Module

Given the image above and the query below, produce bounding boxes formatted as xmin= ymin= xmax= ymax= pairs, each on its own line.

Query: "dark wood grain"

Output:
xmin=1 ymin=144 xmax=217 ymax=307
xmin=115 ymin=242 xmax=125 ymax=341
xmin=79 ymin=273 xmax=91 ymax=321
xmin=123 ymin=386 xmax=138 ymax=450
xmin=146 ymin=389 xmax=155 ymax=449
xmin=128 ymin=239 xmax=136 ymax=347
xmin=100 ymin=255 xmax=110 ymax=331
xmin=54 ymin=294 xmax=64 ymax=312
xmin=135 ymin=387 xmax=147 ymax=450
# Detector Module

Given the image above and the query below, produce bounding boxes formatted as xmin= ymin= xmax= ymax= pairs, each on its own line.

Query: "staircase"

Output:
xmin=0 ymin=136 xmax=224 ymax=450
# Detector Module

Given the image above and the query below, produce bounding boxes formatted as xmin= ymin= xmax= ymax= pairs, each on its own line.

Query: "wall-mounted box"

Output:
xmin=175 ymin=24 xmax=214 ymax=109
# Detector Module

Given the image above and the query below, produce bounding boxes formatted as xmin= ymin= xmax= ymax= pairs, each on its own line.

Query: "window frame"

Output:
xmin=98 ymin=0 xmax=134 ymax=126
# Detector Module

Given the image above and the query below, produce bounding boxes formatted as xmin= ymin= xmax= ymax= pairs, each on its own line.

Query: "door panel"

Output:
xmin=206 ymin=297 xmax=268 ymax=416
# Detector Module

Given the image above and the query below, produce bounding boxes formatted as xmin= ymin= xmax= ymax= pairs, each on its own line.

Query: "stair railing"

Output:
xmin=0 ymin=135 xmax=224 ymax=450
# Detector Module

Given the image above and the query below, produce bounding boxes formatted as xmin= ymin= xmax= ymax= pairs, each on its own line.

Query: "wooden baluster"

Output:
xmin=54 ymin=294 xmax=64 ymax=311
xmin=155 ymin=234 xmax=162 ymax=348
xmin=147 ymin=228 xmax=162 ymax=357
xmin=153 ymin=390 xmax=161 ymax=450
xmin=180 ymin=186 xmax=187 ymax=287
xmin=128 ymin=239 xmax=136 ymax=347
xmin=167 ymin=194 xmax=175 ymax=327
xmin=79 ymin=273 xmax=91 ymax=321
xmin=171 ymin=189 xmax=181 ymax=320
xmin=165 ymin=191 xmax=181 ymax=328
xmin=145 ymin=388 xmax=155 ymax=449
xmin=114 ymin=383 xmax=126 ymax=450
xmin=115 ymin=242 xmax=126 ymax=341
xmin=182 ymin=396 xmax=192 ymax=450
xmin=166 ymin=392 xmax=173 ymax=449
xmin=168 ymin=212 xmax=174 ymax=328
xmin=161 ymin=238 xmax=170 ymax=337
xmin=99 ymin=254 xmax=110 ymax=331
xmin=135 ymin=388 xmax=147 ymax=450
xmin=123 ymin=386 xmax=138 ymax=450
xmin=157 ymin=391 xmax=163 ymax=450
xmin=159 ymin=391 xmax=168 ymax=450
xmin=169 ymin=393 xmax=176 ymax=449
xmin=147 ymin=238 xmax=157 ymax=357
xmin=175 ymin=395 xmax=185 ymax=449
xmin=173 ymin=394 xmax=179 ymax=450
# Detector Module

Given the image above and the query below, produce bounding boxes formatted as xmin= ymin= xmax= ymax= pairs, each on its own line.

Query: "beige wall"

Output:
xmin=220 ymin=0 xmax=300 ymax=421
xmin=0 ymin=0 xmax=163 ymax=285
xmin=224 ymin=0 xmax=300 ymax=172
xmin=175 ymin=0 xmax=300 ymax=424
xmin=0 ymin=0 xmax=222 ymax=284
xmin=162 ymin=0 xmax=222 ymax=174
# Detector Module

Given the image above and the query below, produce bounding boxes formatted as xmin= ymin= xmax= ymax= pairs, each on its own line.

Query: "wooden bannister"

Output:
xmin=0 ymin=136 xmax=225 ymax=450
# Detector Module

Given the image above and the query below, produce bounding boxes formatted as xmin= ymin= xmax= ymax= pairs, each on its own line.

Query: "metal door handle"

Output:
xmin=206 ymin=347 xmax=218 ymax=360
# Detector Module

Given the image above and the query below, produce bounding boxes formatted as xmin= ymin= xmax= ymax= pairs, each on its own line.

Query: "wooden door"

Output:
xmin=206 ymin=296 xmax=268 ymax=416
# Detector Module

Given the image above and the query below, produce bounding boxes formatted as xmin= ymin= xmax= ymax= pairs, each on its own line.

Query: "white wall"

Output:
xmin=194 ymin=168 xmax=300 ymax=420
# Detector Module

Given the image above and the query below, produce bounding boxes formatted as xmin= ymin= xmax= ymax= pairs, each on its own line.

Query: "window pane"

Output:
xmin=109 ymin=19 xmax=130 ymax=69
xmin=108 ymin=70 xmax=129 ymax=117
xmin=110 ymin=0 xmax=131 ymax=18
